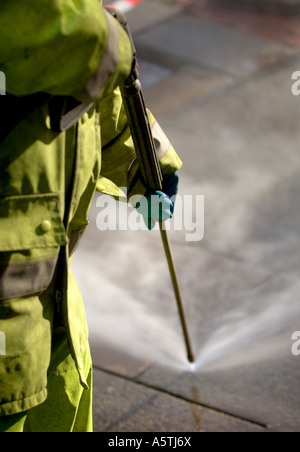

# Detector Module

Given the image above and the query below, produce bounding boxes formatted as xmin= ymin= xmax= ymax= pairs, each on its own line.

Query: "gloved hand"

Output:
xmin=136 ymin=172 xmax=179 ymax=230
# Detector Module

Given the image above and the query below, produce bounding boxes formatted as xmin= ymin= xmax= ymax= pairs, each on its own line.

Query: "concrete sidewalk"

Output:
xmin=72 ymin=0 xmax=300 ymax=432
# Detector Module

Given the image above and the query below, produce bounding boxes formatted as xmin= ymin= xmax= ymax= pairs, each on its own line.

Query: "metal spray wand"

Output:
xmin=107 ymin=7 xmax=195 ymax=363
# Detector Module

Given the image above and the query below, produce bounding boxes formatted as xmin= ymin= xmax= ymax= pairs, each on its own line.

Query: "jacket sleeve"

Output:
xmin=0 ymin=0 xmax=132 ymax=100
xmin=97 ymin=87 xmax=182 ymax=202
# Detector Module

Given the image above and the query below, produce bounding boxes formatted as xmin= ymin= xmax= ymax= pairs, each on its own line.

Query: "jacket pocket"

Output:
xmin=0 ymin=193 xmax=68 ymax=300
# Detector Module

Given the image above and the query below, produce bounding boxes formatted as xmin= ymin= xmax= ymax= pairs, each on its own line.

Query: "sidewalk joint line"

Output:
xmin=94 ymin=365 xmax=268 ymax=429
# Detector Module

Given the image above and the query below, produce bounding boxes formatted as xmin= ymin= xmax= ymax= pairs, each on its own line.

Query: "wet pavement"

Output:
xmin=72 ymin=0 xmax=300 ymax=432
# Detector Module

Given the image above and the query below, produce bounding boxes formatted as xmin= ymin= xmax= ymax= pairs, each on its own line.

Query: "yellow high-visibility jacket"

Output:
xmin=0 ymin=0 xmax=182 ymax=417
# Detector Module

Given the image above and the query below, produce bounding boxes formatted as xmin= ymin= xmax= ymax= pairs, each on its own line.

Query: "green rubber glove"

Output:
xmin=136 ymin=172 xmax=179 ymax=230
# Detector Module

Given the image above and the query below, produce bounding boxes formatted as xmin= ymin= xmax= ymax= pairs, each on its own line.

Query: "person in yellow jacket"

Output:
xmin=0 ymin=0 xmax=182 ymax=432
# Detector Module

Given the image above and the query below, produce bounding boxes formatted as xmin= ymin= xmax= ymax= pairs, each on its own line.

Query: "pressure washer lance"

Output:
xmin=106 ymin=7 xmax=195 ymax=364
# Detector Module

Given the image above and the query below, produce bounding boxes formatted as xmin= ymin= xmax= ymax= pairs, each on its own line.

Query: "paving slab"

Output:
xmin=142 ymin=64 xmax=233 ymax=115
xmin=90 ymin=337 xmax=153 ymax=379
xmin=93 ymin=368 xmax=267 ymax=432
xmin=211 ymin=0 xmax=300 ymax=15
xmin=72 ymin=197 xmax=270 ymax=372
xmin=138 ymin=273 xmax=300 ymax=431
xmin=187 ymin=0 xmax=300 ymax=47
xmin=127 ymin=0 xmax=182 ymax=35
xmin=71 ymin=0 xmax=300 ymax=432
xmin=139 ymin=60 xmax=173 ymax=89
xmin=135 ymin=13 xmax=294 ymax=78
xmin=149 ymin=58 xmax=300 ymax=273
